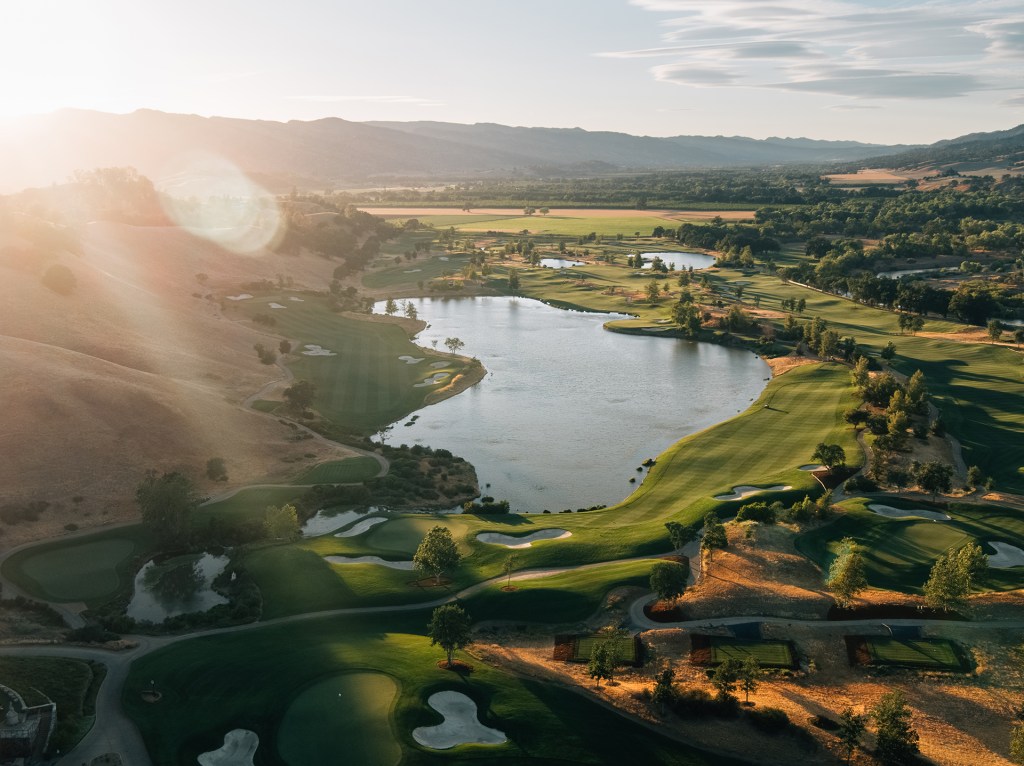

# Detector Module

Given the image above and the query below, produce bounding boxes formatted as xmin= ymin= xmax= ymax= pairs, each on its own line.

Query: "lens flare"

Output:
xmin=158 ymin=153 xmax=283 ymax=254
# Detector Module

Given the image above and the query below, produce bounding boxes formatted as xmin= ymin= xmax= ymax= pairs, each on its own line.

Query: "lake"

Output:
xmin=640 ymin=252 xmax=716 ymax=270
xmin=378 ymin=297 xmax=768 ymax=512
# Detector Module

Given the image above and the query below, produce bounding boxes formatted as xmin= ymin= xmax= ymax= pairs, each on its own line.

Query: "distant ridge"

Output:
xmin=0 ymin=109 xmax=913 ymax=193
xmin=856 ymin=123 xmax=1024 ymax=173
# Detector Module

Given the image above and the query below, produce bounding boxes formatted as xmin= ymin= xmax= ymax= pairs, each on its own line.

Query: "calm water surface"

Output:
xmin=640 ymin=252 xmax=715 ymax=270
xmin=379 ymin=297 xmax=768 ymax=512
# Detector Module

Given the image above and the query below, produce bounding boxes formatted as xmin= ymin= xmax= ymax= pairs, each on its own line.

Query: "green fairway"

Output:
xmin=124 ymin=612 xmax=748 ymax=766
xmin=452 ymin=214 xmax=682 ymax=237
xmin=277 ymin=672 xmax=400 ymax=766
xmin=363 ymin=253 xmax=473 ymax=289
xmin=290 ymin=456 xmax=381 ymax=484
xmin=796 ymin=498 xmax=1024 ymax=593
xmin=4 ymin=529 xmax=150 ymax=604
xmin=365 ymin=517 xmax=472 ymax=556
xmin=227 ymin=293 xmax=471 ymax=431
xmin=709 ymin=638 xmax=795 ymax=668
xmin=864 ymin=637 xmax=964 ymax=670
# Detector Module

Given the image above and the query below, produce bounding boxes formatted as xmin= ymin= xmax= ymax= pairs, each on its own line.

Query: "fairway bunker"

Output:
xmin=798 ymin=464 xmax=825 ymax=471
xmin=268 ymin=302 xmax=286 ymax=309
xmin=398 ymin=355 xmax=424 ymax=364
xmin=713 ymin=485 xmax=792 ymax=501
xmin=225 ymin=294 xmax=252 ymax=301
xmin=412 ymin=691 xmax=507 ymax=750
xmin=198 ymin=729 xmax=258 ymax=766
xmin=288 ymin=296 xmax=304 ymax=302
xmin=987 ymin=541 xmax=1024 ymax=568
xmin=477 ymin=529 xmax=571 ymax=548
xmin=324 ymin=555 xmax=415 ymax=570
xmin=301 ymin=344 xmax=336 ymax=357
xmin=868 ymin=504 xmax=951 ymax=522
xmin=429 ymin=361 xmax=447 ymax=369
xmin=334 ymin=517 xmax=387 ymax=537
xmin=414 ymin=372 xmax=449 ymax=387
xmin=302 ymin=509 xmax=369 ymax=537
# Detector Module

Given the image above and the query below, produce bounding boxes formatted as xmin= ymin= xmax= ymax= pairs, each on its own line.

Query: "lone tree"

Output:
xmin=136 ymin=471 xmax=201 ymax=549
xmin=739 ymin=654 xmax=760 ymax=704
xmin=812 ymin=443 xmax=847 ymax=472
xmin=701 ymin=511 xmax=728 ymax=561
xmin=711 ymin=657 xmax=741 ymax=701
xmin=502 ymin=552 xmax=518 ymax=590
xmin=413 ymin=525 xmax=461 ymax=585
xmin=283 ymin=380 xmax=316 ymax=414
xmin=826 ymin=537 xmax=868 ymax=607
xmin=384 ymin=297 xmax=398 ymax=316
xmin=924 ymin=543 xmax=988 ymax=612
xmin=427 ymin=604 xmax=472 ymax=668
xmin=444 ymin=336 xmax=466 ymax=356
xmin=837 ymin=708 xmax=867 ymax=765
xmin=651 ymin=668 xmax=676 ymax=711
xmin=587 ymin=641 xmax=615 ymax=688
xmin=665 ymin=521 xmax=697 ymax=551
xmin=871 ymin=690 xmax=919 ymax=765
xmin=264 ymin=503 xmax=300 ymax=540
xmin=913 ymin=460 xmax=953 ymax=500
xmin=508 ymin=269 xmax=520 ymax=293
xmin=650 ymin=561 xmax=688 ymax=603
xmin=205 ymin=457 xmax=228 ymax=482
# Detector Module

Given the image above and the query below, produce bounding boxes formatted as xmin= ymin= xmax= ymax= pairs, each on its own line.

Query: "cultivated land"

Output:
xmin=5 ymin=192 xmax=1024 ymax=766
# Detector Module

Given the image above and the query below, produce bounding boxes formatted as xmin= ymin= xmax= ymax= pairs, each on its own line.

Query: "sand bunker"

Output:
xmin=429 ymin=362 xmax=448 ymax=369
xmin=439 ymin=256 xmax=449 ymax=261
xmin=713 ymin=485 xmax=792 ymax=501
xmin=413 ymin=691 xmax=507 ymax=750
xmin=987 ymin=542 xmax=1024 ymax=568
xmin=302 ymin=509 xmax=366 ymax=537
xmin=198 ymin=729 xmax=259 ymax=766
xmin=288 ymin=297 xmax=304 ymax=302
xmin=225 ymin=294 xmax=253 ymax=301
xmin=414 ymin=372 xmax=449 ymax=388
xmin=798 ymin=464 xmax=825 ymax=471
xmin=867 ymin=504 xmax=951 ymax=521
xmin=268 ymin=302 xmax=286 ymax=309
xmin=324 ymin=555 xmax=415 ymax=570
xmin=302 ymin=344 xmax=337 ymax=357
xmin=398 ymin=355 xmax=424 ymax=364
xmin=335 ymin=517 xmax=387 ymax=537
xmin=404 ymin=268 xmax=422 ymax=273
xmin=477 ymin=529 xmax=571 ymax=548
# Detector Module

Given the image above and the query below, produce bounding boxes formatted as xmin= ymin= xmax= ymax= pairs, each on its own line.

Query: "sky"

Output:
xmin=1 ymin=0 xmax=1022 ymax=144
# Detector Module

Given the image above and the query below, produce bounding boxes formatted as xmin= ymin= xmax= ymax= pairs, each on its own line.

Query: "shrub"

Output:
xmin=42 ymin=263 xmax=77 ymax=294
xmin=747 ymin=706 xmax=790 ymax=734
xmin=736 ymin=502 xmax=777 ymax=524
xmin=845 ymin=474 xmax=878 ymax=493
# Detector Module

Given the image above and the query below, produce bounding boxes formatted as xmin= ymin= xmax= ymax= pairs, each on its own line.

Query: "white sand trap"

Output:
xmin=987 ymin=542 xmax=1024 ymax=568
xmin=713 ymin=485 xmax=792 ymax=501
xmin=477 ymin=529 xmax=571 ymax=548
xmin=268 ymin=302 xmax=287 ymax=309
xmin=398 ymin=355 xmax=425 ymax=364
xmin=197 ymin=729 xmax=258 ymax=766
xmin=439 ymin=256 xmax=449 ymax=261
xmin=868 ymin=504 xmax=951 ymax=521
xmin=404 ymin=268 xmax=423 ymax=273
xmin=302 ymin=344 xmax=337 ymax=357
xmin=798 ymin=464 xmax=825 ymax=471
xmin=324 ymin=555 xmax=415 ymax=570
xmin=429 ymin=362 xmax=448 ymax=369
xmin=414 ymin=372 xmax=450 ymax=388
xmin=413 ymin=691 xmax=507 ymax=750
xmin=288 ymin=296 xmax=304 ymax=302
xmin=225 ymin=294 xmax=253 ymax=301
xmin=334 ymin=517 xmax=387 ymax=537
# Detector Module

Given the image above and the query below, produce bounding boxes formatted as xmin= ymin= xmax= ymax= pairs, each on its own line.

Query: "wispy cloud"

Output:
xmin=289 ymin=95 xmax=444 ymax=107
xmin=1003 ymin=94 xmax=1024 ymax=106
xmin=614 ymin=0 xmax=1023 ymax=101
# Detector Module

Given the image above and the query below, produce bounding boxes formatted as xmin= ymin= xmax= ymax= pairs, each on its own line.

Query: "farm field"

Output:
xmin=796 ymin=498 xmax=1024 ymax=593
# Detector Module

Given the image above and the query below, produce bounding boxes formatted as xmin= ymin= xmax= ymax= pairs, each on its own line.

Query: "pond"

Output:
xmin=876 ymin=267 xmax=956 ymax=279
xmin=126 ymin=552 xmax=229 ymax=623
xmin=640 ymin=251 xmax=715 ymax=271
xmin=379 ymin=297 xmax=768 ymax=512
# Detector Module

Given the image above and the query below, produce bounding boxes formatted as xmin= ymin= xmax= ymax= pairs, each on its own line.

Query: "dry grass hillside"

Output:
xmin=0 ymin=220 xmax=352 ymax=545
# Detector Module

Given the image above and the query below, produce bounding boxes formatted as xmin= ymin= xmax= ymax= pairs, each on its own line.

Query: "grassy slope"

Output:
xmin=289 ymin=456 xmax=380 ymax=484
xmin=123 ymin=611 xmax=749 ymax=766
xmin=796 ymin=498 xmax=1024 ymax=593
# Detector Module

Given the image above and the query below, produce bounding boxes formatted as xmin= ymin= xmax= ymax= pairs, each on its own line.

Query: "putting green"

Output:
xmin=18 ymin=538 xmax=136 ymax=602
xmin=365 ymin=517 xmax=470 ymax=556
xmin=278 ymin=672 xmax=400 ymax=766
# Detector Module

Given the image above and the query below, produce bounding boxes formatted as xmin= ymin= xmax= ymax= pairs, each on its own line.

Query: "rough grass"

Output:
xmin=363 ymin=253 xmax=473 ymax=289
xmin=124 ymin=612 xmax=746 ymax=766
xmin=795 ymin=498 xmax=1024 ymax=593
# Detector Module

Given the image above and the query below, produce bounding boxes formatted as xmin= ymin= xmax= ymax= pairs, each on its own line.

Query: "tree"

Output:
xmin=881 ymin=341 xmax=896 ymax=361
xmin=851 ymin=356 xmax=870 ymax=392
xmin=508 ymin=269 xmax=520 ymax=292
xmin=404 ymin=301 xmax=418 ymax=321
xmin=913 ymin=460 xmax=952 ymax=500
xmin=826 ymin=537 xmax=867 ymax=607
xmin=844 ymin=408 xmax=870 ymax=430
xmin=588 ymin=642 xmax=615 ymax=687
xmin=1010 ymin=723 xmax=1024 ymax=765
xmin=645 ymin=280 xmax=661 ymax=303
xmin=1014 ymin=328 xmax=1024 ymax=349
xmin=672 ymin=301 xmax=702 ymax=338
xmin=205 ymin=457 xmax=228 ymax=482
xmin=413 ymin=525 xmax=461 ymax=585
xmin=988 ymin=319 xmax=1003 ymax=343
xmin=384 ymin=297 xmax=398 ymax=316
xmin=650 ymin=561 xmax=688 ymax=603
xmin=701 ymin=511 xmax=728 ymax=561
xmin=711 ymin=658 xmax=741 ymax=700
xmin=427 ymin=604 xmax=472 ymax=668
xmin=922 ymin=543 xmax=986 ymax=611
xmin=264 ymin=503 xmax=300 ymax=540
xmin=871 ymin=690 xmax=919 ymax=765
xmin=812 ymin=443 xmax=846 ymax=472
xmin=136 ymin=471 xmax=201 ymax=549
xmin=956 ymin=541 xmax=988 ymax=596
xmin=444 ymin=337 xmax=465 ymax=356
xmin=283 ymin=380 xmax=316 ymax=414
xmin=837 ymin=708 xmax=867 ymax=765
xmin=966 ymin=465 xmax=984 ymax=488
xmin=739 ymin=655 xmax=760 ymax=704
xmin=503 ymin=552 xmax=518 ymax=589
xmin=665 ymin=520 xmax=696 ymax=550
xmin=905 ymin=369 xmax=927 ymax=412
xmin=651 ymin=668 xmax=676 ymax=710
xmin=253 ymin=343 xmax=276 ymax=365
xmin=278 ymin=339 xmax=292 ymax=355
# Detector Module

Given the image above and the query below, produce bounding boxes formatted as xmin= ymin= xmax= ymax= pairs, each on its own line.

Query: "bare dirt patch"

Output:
xmin=763 ymin=354 xmax=819 ymax=377
xmin=823 ymin=169 xmax=909 ymax=185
